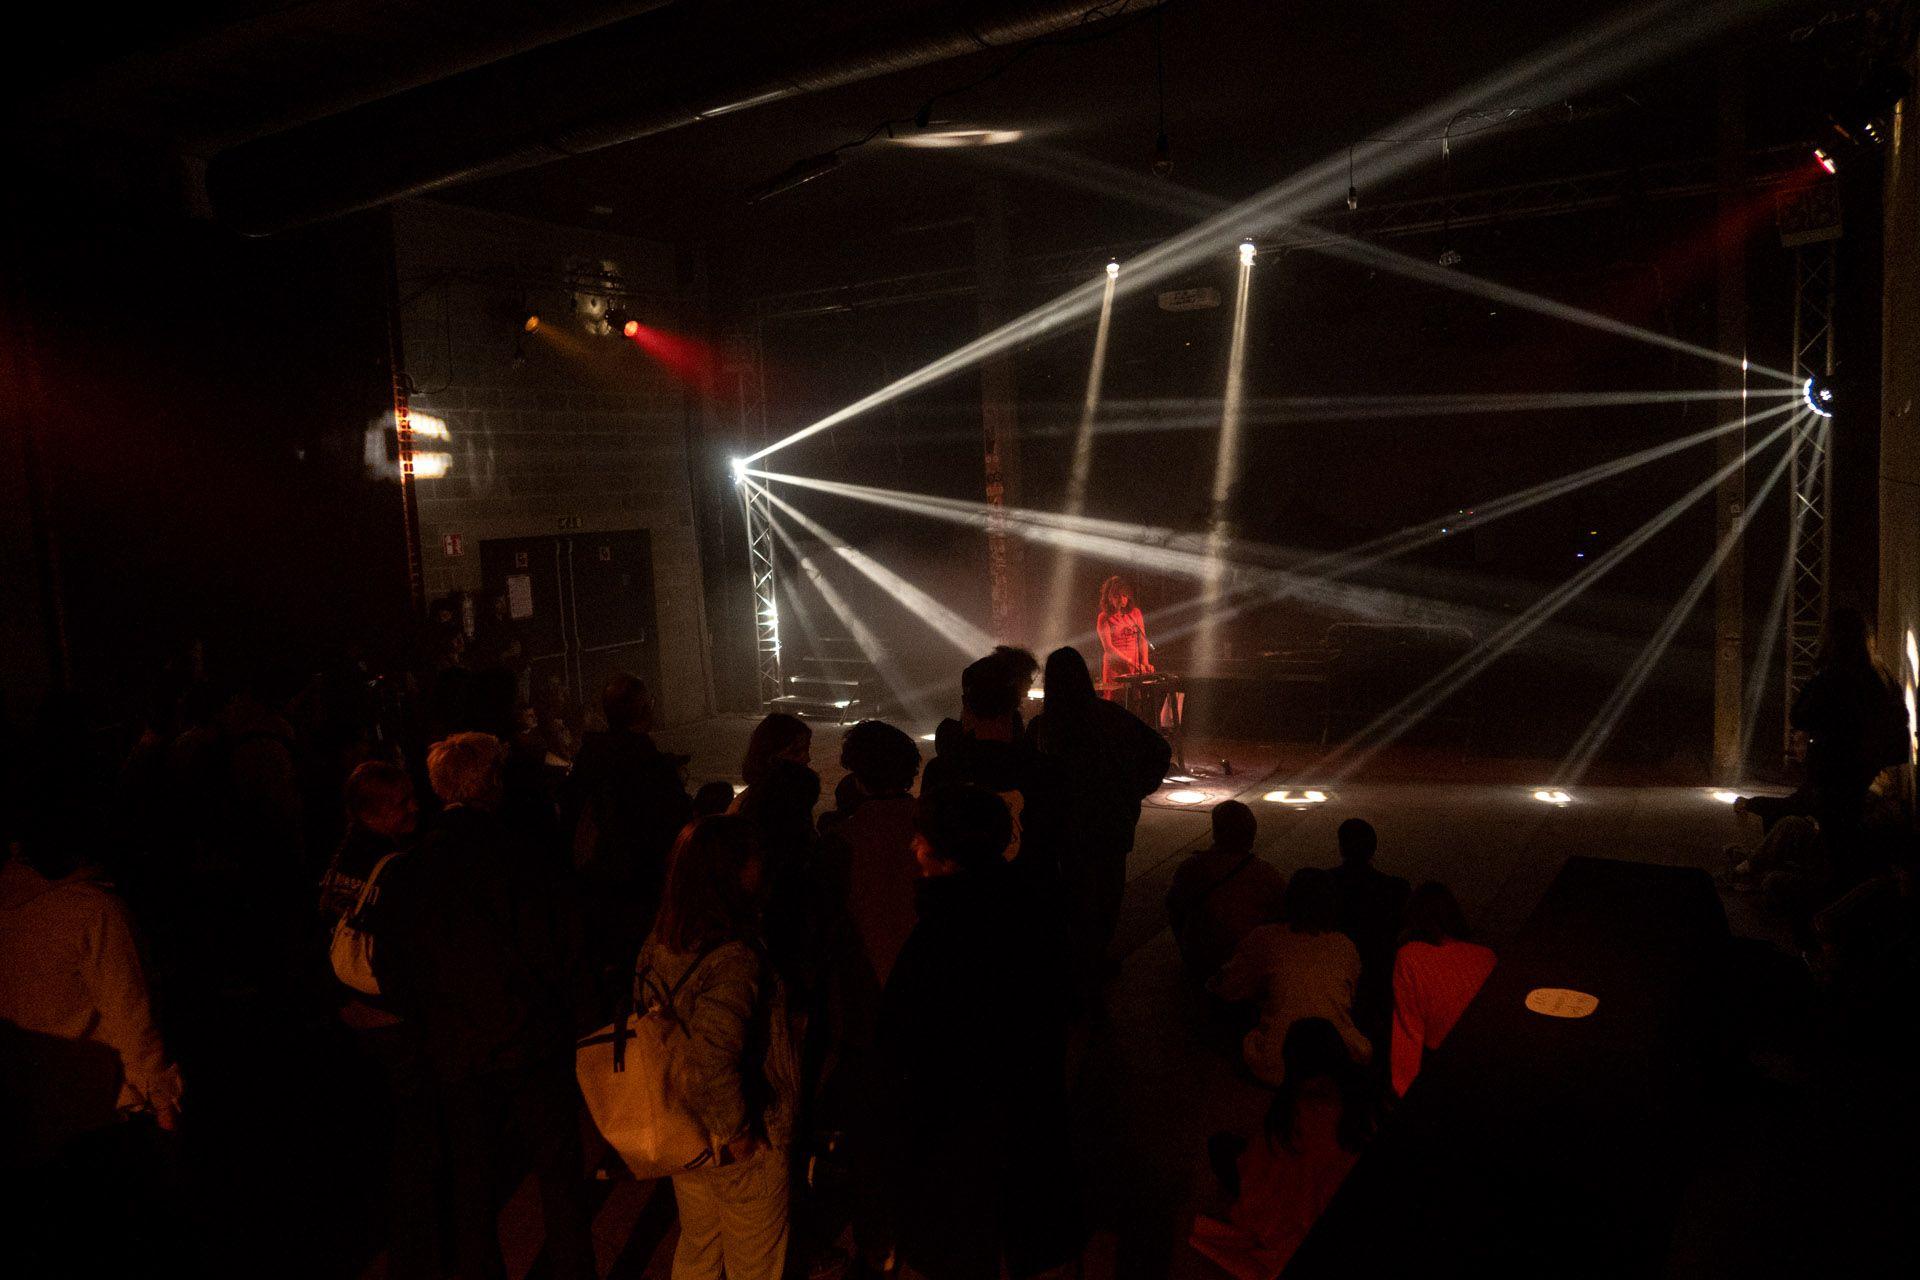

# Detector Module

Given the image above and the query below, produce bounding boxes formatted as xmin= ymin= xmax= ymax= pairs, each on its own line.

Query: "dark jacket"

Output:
xmin=866 ymin=864 xmax=1083 ymax=1280
xmin=1790 ymin=660 xmax=1908 ymax=792
xmin=1329 ymin=862 xmax=1410 ymax=1037
xmin=561 ymin=729 xmax=690 ymax=894
xmin=372 ymin=805 xmax=591 ymax=1081
xmin=919 ymin=735 xmax=1067 ymax=874
xmin=1030 ymin=698 xmax=1171 ymax=858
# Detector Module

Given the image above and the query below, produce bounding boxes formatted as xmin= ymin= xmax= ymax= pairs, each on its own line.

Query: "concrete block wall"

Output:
xmin=393 ymin=200 xmax=714 ymax=725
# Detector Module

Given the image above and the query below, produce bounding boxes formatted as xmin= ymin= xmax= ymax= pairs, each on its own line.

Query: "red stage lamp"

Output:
xmin=623 ymin=318 xmax=640 ymax=339
xmin=1814 ymin=148 xmax=1837 ymax=175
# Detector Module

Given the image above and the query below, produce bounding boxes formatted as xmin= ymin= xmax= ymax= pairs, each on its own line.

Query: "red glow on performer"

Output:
xmin=1097 ymin=574 xmax=1152 ymax=691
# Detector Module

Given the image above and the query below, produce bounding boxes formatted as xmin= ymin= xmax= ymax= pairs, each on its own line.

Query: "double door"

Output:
xmin=479 ymin=529 xmax=659 ymax=717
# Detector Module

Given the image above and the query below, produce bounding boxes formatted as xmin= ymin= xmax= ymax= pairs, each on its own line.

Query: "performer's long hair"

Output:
xmin=1099 ymin=574 xmax=1136 ymax=620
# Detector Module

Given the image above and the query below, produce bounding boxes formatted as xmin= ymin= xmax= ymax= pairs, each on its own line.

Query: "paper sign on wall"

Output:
xmin=506 ymin=574 xmax=534 ymax=620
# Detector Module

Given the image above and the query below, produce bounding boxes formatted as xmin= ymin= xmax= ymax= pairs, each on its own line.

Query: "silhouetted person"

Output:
xmin=1212 ymin=868 xmax=1371 ymax=1084
xmin=562 ymin=674 xmax=691 ymax=994
xmin=1167 ymin=801 xmax=1287 ymax=983
xmin=314 ymin=761 xmax=438 ymax=1278
xmin=374 ymin=733 xmax=594 ymax=1280
xmin=692 ymin=779 xmax=737 ymax=818
xmin=733 ymin=713 xmax=818 ymax=873
xmin=1390 ymin=882 xmax=1496 ymax=1096
xmin=819 ymin=720 xmax=925 ymax=995
xmin=1326 ymin=818 xmax=1408 ymax=1057
xmin=1190 ymin=1019 xmax=1374 ymax=1279
xmin=1742 ymin=608 xmax=1907 ymax=885
xmin=733 ymin=714 xmax=824 ymax=1001
xmin=1031 ymin=646 xmax=1171 ymax=994
xmin=921 ymin=647 xmax=1064 ymax=872
xmin=860 ymin=786 xmax=1082 ymax=1279
xmin=639 ymin=815 xmax=796 ymax=1280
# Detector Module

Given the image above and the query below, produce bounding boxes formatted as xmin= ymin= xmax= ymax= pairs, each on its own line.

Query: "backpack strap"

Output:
xmin=616 ymin=939 xmax=729 ymax=1071
xmin=343 ymin=850 xmax=403 ymax=929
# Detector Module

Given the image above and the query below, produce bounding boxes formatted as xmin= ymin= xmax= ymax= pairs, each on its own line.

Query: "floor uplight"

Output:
xmin=1166 ymin=789 xmax=1208 ymax=805
xmin=1532 ymin=788 xmax=1573 ymax=805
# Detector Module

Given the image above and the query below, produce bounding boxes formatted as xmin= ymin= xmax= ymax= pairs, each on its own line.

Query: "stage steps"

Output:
xmin=766 ymin=639 xmax=894 ymax=723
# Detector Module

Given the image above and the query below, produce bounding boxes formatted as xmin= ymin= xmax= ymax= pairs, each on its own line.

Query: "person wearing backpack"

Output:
xmin=315 ymin=760 xmax=438 ymax=1279
xmin=637 ymin=814 xmax=797 ymax=1280
xmin=1166 ymin=802 xmax=1286 ymax=984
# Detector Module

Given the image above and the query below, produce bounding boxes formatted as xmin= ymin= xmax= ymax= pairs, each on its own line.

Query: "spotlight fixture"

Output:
xmin=1813 ymin=147 xmax=1837 ymax=175
xmin=623 ymin=318 xmax=641 ymax=339
xmin=1437 ymin=248 xmax=1464 ymax=268
xmin=522 ymin=313 xmax=541 ymax=333
xmin=1238 ymin=239 xmax=1256 ymax=266
xmin=729 ymin=456 xmax=749 ymax=484
xmin=1708 ymin=790 xmax=1741 ymax=804
xmin=1803 ymin=373 xmax=1836 ymax=418
xmin=1106 ymin=260 xmax=1120 ymax=279
xmin=1531 ymin=788 xmax=1573 ymax=805
xmin=1825 ymin=65 xmax=1913 ymax=149
xmin=1262 ymin=789 xmax=1330 ymax=806
xmin=1165 ymin=789 xmax=1208 ymax=805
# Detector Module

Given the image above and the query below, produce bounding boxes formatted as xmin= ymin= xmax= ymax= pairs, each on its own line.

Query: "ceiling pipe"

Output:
xmin=205 ymin=0 xmax=1166 ymax=236
xmin=24 ymin=2 xmax=679 ymax=153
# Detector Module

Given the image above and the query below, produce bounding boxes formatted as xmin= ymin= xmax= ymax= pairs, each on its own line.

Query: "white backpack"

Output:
xmin=329 ymin=851 xmax=402 ymax=995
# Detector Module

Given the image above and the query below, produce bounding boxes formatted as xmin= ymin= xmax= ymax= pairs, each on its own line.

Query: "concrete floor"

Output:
xmin=371 ymin=714 xmax=1803 ymax=1279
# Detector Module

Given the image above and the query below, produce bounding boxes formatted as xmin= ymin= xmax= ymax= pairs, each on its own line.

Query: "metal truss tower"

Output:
xmin=1784 ymin=241 xmax=1836 ymax=752
xmin=730 ymin=324 xmax=781 ymax=709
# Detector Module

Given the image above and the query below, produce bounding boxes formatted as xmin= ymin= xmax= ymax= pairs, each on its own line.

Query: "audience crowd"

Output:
xmin=3 ymin=607 xmax=1916 ymax=1280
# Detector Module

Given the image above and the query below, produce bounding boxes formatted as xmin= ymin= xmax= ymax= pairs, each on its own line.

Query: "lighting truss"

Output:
xmin=1784 ymin=242 xmax=1836 ymax=754
xmin=729 ymin=323 xmax=782 ymax=708
xmin=742 ymin=481 xmax=782 ymax=709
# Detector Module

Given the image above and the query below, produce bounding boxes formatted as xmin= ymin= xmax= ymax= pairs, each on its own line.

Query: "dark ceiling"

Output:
xmin=4 ymin=1 xmax=1879 ymax=300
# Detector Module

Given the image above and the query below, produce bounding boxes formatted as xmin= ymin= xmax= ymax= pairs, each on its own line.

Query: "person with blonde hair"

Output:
xmin=375 ymin=731 xmax=595 ymax=1280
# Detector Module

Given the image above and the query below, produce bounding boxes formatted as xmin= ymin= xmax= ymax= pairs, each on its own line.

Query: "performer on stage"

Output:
xmin=1097 ymin=575 xmax=1153 ymax=689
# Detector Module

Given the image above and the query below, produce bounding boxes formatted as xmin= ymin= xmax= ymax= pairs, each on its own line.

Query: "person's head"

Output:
xmin=911 ymin=785 xmax=1013 ymax=877
xmin=841 ymin=720 xmax=921 ymax=796
xmin=742 ymin=712 xmax=812 ymax=786
xmin=1282 ymin=866 xmax=1339 ymax=934
xmin=344 ymin=760 xmax=417 ymax=838
xmin=654 ymin=815 xmax=765 ymax=952
xmin=1100 ymin=575 xmax=1135 ymax=617
xmin=1819 ymin=606 xmax=1874 ymax=670
xmin=1042 ymin=646 xmax=1098 ymax=717
xmin=690 ymin=780 xmax=736 ymax=817
xmin=1265 ymin=1017 xmax=1373 ymax=1153
xmin=1401 ymin=881 xmax=1473 ymax=946
xmin=1211 ymin=800 xmax=1257 ymax=854
xmin=1336 ymin=818 xmax=1378 ymax=866
xmin=426 ymin=732 xmax=505 ymax=810
xmin=601 ymin=673 xmax=654 ymax=734
xmin=960 ymin=646 xmax=1038 ymax=736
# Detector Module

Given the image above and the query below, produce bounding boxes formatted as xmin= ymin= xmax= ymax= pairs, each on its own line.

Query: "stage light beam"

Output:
xmin=1552 ymin=430 xmax=1796 ymax=787
xmin=1040 ymin=264 xmax=1119 ymax=647
xmin=1300 ymin=415 xmax=1798 ymax=786
xmin=741 ymin=0 xmax=1772 ymax=465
